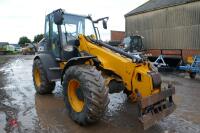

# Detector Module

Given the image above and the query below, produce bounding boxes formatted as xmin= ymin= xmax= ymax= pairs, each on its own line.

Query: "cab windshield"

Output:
xmin=61 ymin=14 xmax=96 ymax=40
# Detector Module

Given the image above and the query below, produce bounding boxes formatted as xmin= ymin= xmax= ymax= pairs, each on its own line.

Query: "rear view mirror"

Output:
xmin=103 ymin=20 xmax=107 ymax=29
xmin=93 ymin=17 xmax=109 ymax=29
xmin=54 ymin=10 xmax=64 ymax=25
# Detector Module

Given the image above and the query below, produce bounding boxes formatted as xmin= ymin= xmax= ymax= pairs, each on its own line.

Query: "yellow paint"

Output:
xmin=78 ymin=35 xmax=160 ymax=99
xmin=187 ymin=56 xmax=194 ymax=64
xmin=67 ymin=79 xmax=84 ymax=112
xmin=34 ymin=67 xmax=41 ymax=88
xmin=59 ymin=62 xmax=66 ymax=69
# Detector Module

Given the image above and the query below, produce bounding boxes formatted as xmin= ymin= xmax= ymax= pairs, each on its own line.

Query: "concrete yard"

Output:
xmin=0 ymin=55 xmax=200 ymax=133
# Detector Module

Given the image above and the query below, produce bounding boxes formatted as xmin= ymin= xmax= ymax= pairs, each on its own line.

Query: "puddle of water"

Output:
xmin=160 ymin=114 xmax=200 ymax=133
xmin=106 ymin=92 xmax=127 ymax=117
xmin=0 ymin=112 xmax=6 ymax=133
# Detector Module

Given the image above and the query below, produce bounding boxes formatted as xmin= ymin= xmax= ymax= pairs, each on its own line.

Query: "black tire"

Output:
xmin=189 ymin=72 xmax=196 ymax=79
xmin=62 ymin=65 xmax=109 ymax=125
xmin=32 ymin=59 xmax=55 ymax=94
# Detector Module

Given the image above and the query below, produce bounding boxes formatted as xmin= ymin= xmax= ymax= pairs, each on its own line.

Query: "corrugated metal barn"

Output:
xmin=125 ymin=0 xmax=200 ymax=57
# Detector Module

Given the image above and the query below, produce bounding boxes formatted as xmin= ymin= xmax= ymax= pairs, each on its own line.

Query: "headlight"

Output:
xmin=64 ymin=45 xmax=73 ymax=52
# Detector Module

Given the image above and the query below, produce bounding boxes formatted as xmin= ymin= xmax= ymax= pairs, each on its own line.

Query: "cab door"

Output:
xmin=59 ymin=20 xmax=80 ymax=61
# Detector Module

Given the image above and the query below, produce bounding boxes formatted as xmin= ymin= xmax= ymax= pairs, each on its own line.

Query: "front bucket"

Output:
xmin=138 ymin=86 xmax=176 ymax=130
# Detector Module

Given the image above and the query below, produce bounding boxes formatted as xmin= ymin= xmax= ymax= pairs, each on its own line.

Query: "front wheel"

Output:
xmin=62 ymin=65 xmax=109 ymax=125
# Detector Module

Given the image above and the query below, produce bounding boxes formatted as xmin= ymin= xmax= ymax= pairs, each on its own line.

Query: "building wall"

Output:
xmin=125 ymin=1 xmax=200 ymax=49
xmin=110 ymin=30 xmax=125 ymax=41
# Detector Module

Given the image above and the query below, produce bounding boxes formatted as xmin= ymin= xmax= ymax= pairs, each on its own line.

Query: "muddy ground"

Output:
xmin=0 ymin=55 xmax=200 ymax=133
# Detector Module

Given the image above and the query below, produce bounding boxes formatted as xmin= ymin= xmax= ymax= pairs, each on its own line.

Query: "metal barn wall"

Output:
xmin=125 ymin=1 xmax=200 ymax=49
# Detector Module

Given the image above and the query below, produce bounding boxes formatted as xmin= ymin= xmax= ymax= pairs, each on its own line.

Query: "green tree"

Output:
xmin=18 ymin=36 xmax=31 ymax=47
xmin=33 ymin=34 xmax=44 ymax=43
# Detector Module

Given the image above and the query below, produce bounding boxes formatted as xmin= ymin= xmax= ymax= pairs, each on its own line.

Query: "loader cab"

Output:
xmin=44 ymin=13 xmax=79 ymax=61
xmin=44 ymin=10 xmax=98 ymax=61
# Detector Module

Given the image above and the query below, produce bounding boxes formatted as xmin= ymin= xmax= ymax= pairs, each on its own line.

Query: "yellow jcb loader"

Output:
xmin=32 ymin=9 xmax=175 ymax=129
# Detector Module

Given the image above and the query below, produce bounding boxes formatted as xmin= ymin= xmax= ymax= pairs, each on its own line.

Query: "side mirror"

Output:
xmin=54 ymin=11 xmax=64 ymax=25
xmin=103 ymin=20 xmax=107 ymax=29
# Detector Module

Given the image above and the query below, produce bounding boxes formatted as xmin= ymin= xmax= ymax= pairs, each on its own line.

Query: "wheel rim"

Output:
xmin=67 ymin=79 xmax=84 ymax=112
xmin=34 ymin=67 xmax=41 ymax=87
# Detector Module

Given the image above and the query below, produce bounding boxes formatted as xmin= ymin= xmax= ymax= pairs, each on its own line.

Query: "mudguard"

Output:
xmin=34 ymin=53 xmax=61 ymax=81
xmin=61 ymin=56 xmax=96 ymax=83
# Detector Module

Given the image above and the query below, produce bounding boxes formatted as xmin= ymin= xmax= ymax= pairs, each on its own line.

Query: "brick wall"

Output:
xmin=110 ymin=30 xmax=125 ymax=41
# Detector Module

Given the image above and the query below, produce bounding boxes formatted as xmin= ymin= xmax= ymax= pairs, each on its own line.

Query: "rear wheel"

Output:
xmin=32 ymin=59 xmax=55 ymax=94
xmin=62 ymin=65 xmax=109 ymax=125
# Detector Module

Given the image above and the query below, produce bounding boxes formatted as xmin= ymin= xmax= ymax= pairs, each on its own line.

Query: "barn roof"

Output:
xmin=125 ymin=0 xmax=199 ymax=17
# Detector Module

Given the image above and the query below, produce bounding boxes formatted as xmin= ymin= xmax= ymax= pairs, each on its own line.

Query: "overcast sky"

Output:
xmin=0 ymin=0 xmax=148 ymax=43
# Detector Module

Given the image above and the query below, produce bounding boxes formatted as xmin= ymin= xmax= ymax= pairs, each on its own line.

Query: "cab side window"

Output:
xmin=45 ymin=17 xmax=49 ymax=39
